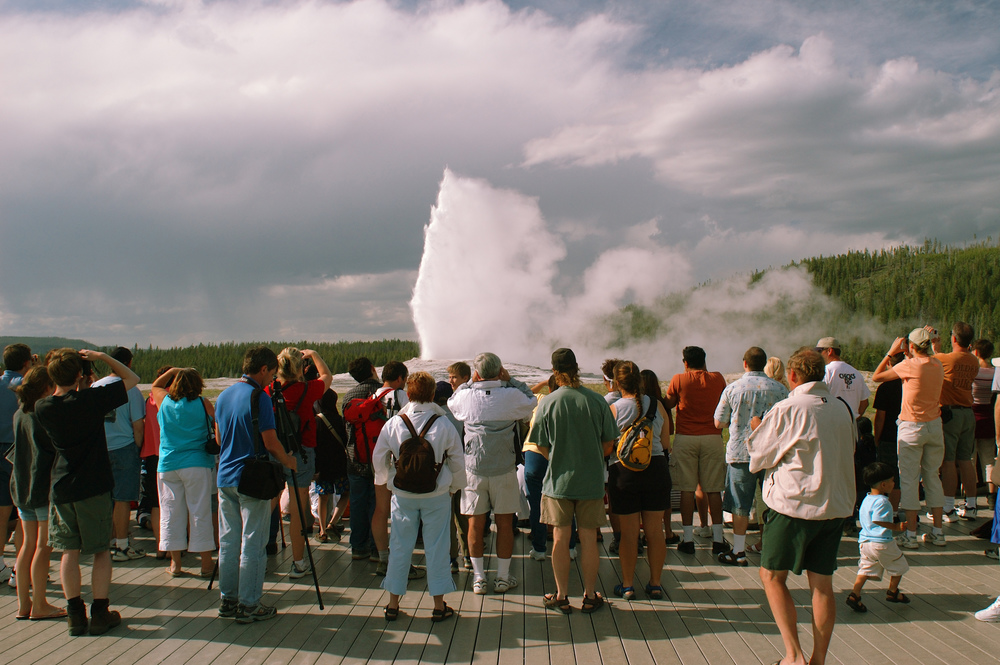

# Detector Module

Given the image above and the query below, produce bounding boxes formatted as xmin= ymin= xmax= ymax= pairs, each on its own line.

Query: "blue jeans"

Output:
xmin=218 ymin=486 xmax=270 ymax=607
xmin=523 ymin=451 xmax=576 ymax=553
xmin=383 ymin=492 xmax=456 ymax=597
xmin=348 ymin=473 xmax=376 ymax=554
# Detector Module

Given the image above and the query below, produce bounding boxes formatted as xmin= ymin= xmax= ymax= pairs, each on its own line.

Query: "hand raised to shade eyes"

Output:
xmin=888 ymin=337 xmax=905 ymax=355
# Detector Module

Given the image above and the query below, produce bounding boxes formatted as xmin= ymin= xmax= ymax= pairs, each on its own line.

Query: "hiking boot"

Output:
xmin=89 ymin=608 xmax=121 ymax=635
xmin=219 ymin=598 xmax=239 ymax=618
xmin=111 ymin=546 xmax=145 ymax=562
xmin=608 ymin=534 xmax=620 ymax=555
xmin=67 ymin=608 xmax=88 ymax=637
xmin=351 ymin=548 xmax=370 ymax=560
xmin=235 ymin=603 xmax=278 ymax=624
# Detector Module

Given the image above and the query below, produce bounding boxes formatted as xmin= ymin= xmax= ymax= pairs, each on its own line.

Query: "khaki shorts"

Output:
xmin=540 ymin=495 xmax=607 ymax=530
xmin=857 ymin=540 xmax=909 ymax=580
xmin=460 ymin=470 xmax=521 ymax=516
xmin=49 ymin=492 xmax=113 ymax=555
xmin=671 ymin=434 xmax=726 ymax=492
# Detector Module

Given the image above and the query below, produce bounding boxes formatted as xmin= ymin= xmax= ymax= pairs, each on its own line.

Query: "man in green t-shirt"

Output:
xmin=527 ymin=348 xmax=619 ymax=614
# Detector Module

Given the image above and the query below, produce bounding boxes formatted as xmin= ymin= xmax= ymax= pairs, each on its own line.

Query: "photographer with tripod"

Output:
xmin=266 ymin=348 xmax=333 ymax=580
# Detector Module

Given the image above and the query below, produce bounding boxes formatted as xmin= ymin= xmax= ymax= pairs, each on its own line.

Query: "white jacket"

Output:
xmin=372 ymin=402 xmax=466 ymax=498
xmin=748 ymin=381 xmax=856 ymax=520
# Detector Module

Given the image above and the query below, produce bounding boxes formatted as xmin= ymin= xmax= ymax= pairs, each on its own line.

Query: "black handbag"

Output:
xmin=237 ymin=386 xmax=285 ymax=501
xmin=202 ymin=398 xmax=221 ymax=455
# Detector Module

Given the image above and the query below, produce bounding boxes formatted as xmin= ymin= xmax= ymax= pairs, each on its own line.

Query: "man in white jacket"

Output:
xmin=749 ymin=347 xmax=856 ymax=665
xmin=372 ymin=372 xmax=466 ymax=622
xmin=447 ymin=352 xmax=536 ymax=595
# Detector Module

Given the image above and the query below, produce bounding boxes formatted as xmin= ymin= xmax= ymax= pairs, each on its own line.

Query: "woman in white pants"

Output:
xmin=152 ymin=367 xmax=217 ymax=577
xmin=372 ymin=372 xmax=466 ymax=622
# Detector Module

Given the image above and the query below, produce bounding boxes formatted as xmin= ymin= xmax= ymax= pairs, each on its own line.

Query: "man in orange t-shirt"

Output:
xmin=664 ymin=346 xmax=728 ymax=555
xmin=930 ymin=322 xmax=981 ymax=521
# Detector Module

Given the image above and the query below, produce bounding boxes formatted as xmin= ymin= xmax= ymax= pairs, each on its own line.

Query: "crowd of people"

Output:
xmin=1 ymin=324 xmax=999 ymax=663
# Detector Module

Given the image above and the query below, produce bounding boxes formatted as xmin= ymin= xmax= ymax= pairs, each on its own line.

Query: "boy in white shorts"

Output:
xmin=846 ymin=462 xmax=911 ymax=612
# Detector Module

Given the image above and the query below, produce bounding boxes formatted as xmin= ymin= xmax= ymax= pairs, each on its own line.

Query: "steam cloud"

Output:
xmin=411 ymin=170 xmax=882 ymax=376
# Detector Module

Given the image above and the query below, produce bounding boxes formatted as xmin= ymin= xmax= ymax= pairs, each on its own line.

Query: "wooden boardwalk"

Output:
xmin=2 ymin=513 xmax=999 ymax=665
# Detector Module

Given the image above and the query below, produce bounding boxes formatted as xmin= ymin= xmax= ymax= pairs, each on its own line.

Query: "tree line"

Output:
xmin=114 ymin=340 xmax=420 ymax=382
xmin=798 ymin=238 xmax=1000 ymax=368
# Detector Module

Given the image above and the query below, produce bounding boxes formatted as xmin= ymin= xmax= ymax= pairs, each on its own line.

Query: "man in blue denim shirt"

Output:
xmin=215 ymin=346 xmax=297 ymax=623
xmin=714 ymin=346 xmax=788 ymax=565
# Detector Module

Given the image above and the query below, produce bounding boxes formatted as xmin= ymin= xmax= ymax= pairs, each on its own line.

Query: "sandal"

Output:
xmin=644 ymin=583 xmax=665 ymax=600
xmin=614 ymin=584 xmax=636 ymax=601
xmin=718 ymin=550 xmax=749 ymax=567
xmin=543 ymin=593 xmax=572 ymax=614
xmin=845 ymin=592 xmax=867 ymax=613
xmin=885 ymin=588 xmax=910 ymax=604
xmin=581 ymin=592 xmax=604 ymax=614
xmin=384 ymin=605 xmax=400 ymax=621
xmin=431 ymin=604 xmax=455 ymax=622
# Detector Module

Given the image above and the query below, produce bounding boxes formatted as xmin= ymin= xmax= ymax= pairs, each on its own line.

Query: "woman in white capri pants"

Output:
xmin=372 ymin=372 xmax=466 ymax=622
xmin=152 ymin=367 xmax=217 ymax=577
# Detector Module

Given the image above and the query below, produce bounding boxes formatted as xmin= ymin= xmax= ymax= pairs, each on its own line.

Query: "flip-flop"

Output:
xmin=30 ymin=609 xmax=68 ymax=620
xmin=15 ymin=614 xmax=30 ymax=621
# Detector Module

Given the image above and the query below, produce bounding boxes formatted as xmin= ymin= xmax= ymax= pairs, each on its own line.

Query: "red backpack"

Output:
xmin=343 ymin=388 xmax=394 ymax=465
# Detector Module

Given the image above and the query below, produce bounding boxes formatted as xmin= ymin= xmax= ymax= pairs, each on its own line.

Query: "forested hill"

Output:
xmin=1 ymin=338 xmax=420 ymax=382
xmin=798 ymin=240 xmax=1000 ymax=366
xmin=126 ymin=340 xmax=420 ymax=382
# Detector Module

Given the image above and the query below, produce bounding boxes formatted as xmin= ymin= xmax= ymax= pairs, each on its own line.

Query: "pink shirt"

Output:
xmin=894 ymin=356 xmax=944 ymax=423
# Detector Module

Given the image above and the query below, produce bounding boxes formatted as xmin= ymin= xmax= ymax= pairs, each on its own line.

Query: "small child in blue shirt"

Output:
xmin=846 ymin=462 xmax=910 ymax=612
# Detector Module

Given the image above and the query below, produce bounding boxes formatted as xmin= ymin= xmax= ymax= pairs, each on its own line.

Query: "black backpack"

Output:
xmin=271 ymin=381 xmax=309 ymax=455
xmin=393 ymin=414 xmax=443 ymax=494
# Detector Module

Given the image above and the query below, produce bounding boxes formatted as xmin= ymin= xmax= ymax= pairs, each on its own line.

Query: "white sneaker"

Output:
xmin=976 ymin=597 xmax=1000 ymax=622
xmin=693 ymin=526 xmax=712 ymax=538
xmin=569 ymin=545 xmax=578 ymax=561
xmin=922 ymin=532 xmax=946 ymax=547
xmin=931 ymin=509 xmax=959 ymax=523
xmin=896 ymin=533 xmax=919 ymax=550
xmin=958 ymin=505 xmax=978 ymax=520
xmin=473 ymin=577 xmax=488 ymax=595
xmin=529 ymin=549 xmax=546 ymax=561
xmin=493 ymin=574 xmax=518 ymax=593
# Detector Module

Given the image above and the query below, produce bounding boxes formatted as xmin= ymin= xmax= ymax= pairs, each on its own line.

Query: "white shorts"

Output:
xmin=858 ymin=540 xmax=909 ymax=580
xmin=460 ymin=469 xmax=521 ymax=516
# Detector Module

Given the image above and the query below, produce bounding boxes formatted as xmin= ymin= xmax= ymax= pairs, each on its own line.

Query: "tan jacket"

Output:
xmin=748 ymin=381 xmax=856 ymax=520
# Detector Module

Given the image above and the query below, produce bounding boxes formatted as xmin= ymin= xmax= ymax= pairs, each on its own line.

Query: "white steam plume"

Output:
xmin=411 ymin=169 xmax=881 ymax=376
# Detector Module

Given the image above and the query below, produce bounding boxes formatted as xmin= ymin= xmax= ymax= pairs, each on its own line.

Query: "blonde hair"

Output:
xmin=764 ymin=356 xmax=789 ymax=388
xmin=277 ymin=347 xmax=304 ymax=382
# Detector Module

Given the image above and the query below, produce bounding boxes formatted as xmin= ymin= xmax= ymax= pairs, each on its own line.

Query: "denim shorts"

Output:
xmin=284 ymin=447 xmax=316 ymax=488
xmin=722 ymin=463 xmax=764 ymax=517
xmin=18 ymin=505 xmax=48 ymax=522
xmin=109 ymin=444 xmax=141 ymax=502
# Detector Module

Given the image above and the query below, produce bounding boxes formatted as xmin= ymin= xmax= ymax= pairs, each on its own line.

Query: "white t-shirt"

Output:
xmin=823 ymin=360 xmax=870 ymax=416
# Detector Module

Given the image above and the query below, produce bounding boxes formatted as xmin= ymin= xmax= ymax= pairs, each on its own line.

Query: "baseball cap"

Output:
xmin=815 ymin=337 xmax=839 ymax=350
xmin=908 ymin=328 xmax=933 ymax=348
xmin=551 ymin=348 xmax=578 ymax=373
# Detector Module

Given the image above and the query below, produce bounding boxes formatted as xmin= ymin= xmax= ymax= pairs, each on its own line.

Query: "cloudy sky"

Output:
xmin=1 ymin=0 xmax=998 ymax=363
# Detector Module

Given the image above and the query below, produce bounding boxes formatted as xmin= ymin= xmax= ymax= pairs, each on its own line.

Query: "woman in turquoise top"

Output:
xmin=152 ymin=367 xmax=216 ymax=577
